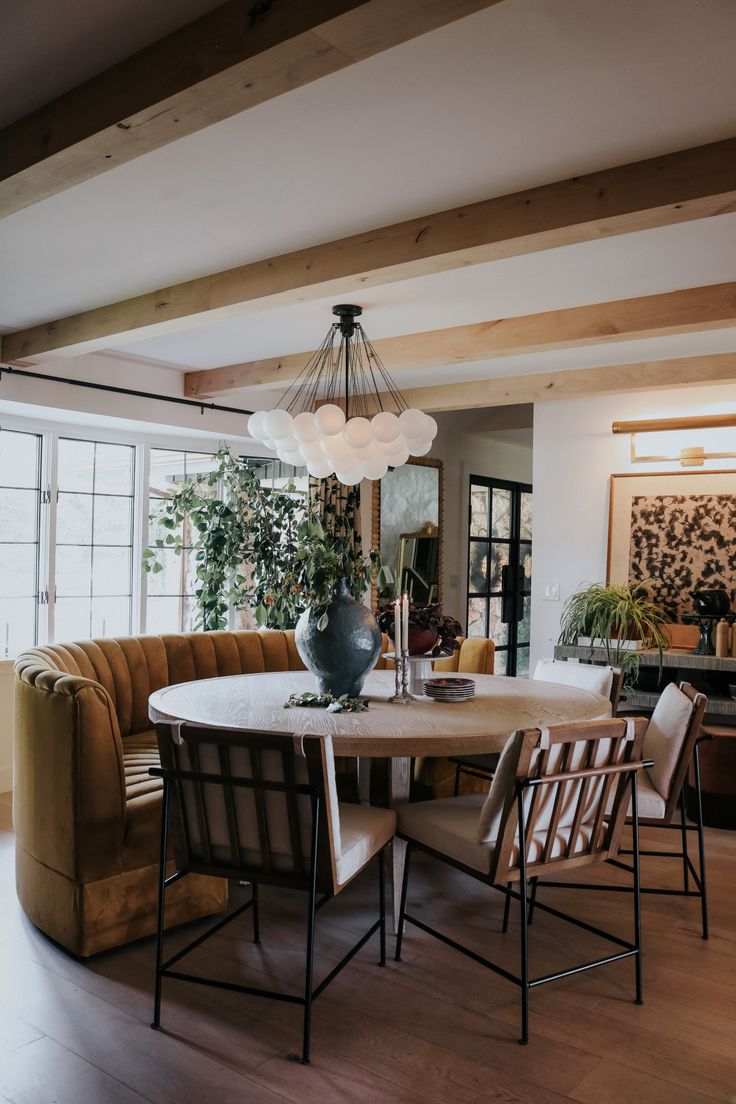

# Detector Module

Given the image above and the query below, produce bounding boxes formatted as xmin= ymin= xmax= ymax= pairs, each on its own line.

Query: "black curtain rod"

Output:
xmin=0 ymin=364 xmax=254 ymax=418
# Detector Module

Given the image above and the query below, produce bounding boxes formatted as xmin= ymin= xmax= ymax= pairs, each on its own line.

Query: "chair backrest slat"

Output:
xmin=541 ymin=741 xmax=574 ymax=864
xmin=188 ymin=741 xmax=213 ymax=867
xmin=661 ymin=682 xmax=707 ymax=822
xmin=250 ymin=744 xmax=273 ymax=874
xmin=217 ymin=743 xmax=242 ymax=868
xmin=281 ymin=746 xmax=306 ymax=877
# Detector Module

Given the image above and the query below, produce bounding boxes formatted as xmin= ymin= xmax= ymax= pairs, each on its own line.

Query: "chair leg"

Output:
xmin=517 ymin=791 xmax=529 ymax=1045
xmin=631 ymin=773 xmax=643 ymax=1006
xmin=502 ymin=882 xmax=511 ymax=933
xmin=528 ymin=877 xmax=538 ymax=926
xmin=302 ymin=799 xmax=320 ymax=1065
xmin=378 ymin=849 xmax=386 ymax=966
xmin=151 ymin=778 xmax=170 ymax=1030
xmin=251 ymin=882 xmax=260 ymax=945
xmin=394 ymin=844 xmax=412 ymax=962
xmin=679 ymin=790 xmax=690 ymax=893
xmin=693 ymin=745 xmax=709 ymax=941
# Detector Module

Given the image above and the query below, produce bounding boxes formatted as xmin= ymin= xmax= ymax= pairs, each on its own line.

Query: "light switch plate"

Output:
xmin=544 ymin=582 xmax=560 ymax=601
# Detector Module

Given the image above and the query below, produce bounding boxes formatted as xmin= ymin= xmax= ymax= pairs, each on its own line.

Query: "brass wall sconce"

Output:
xmin=612 ymin=412 xmax=736 ymax=466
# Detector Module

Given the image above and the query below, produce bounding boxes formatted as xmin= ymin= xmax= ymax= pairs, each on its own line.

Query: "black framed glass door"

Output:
xmin=466 ymin=476 xmax=532 ymax=676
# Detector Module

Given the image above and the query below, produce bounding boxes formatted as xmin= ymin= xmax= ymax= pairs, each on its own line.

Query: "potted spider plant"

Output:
xmin=558 ymin=582 xmax=669 ymax=684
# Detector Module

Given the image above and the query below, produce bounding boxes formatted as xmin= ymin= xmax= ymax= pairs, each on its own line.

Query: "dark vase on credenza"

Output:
xmin=295 ymin=577 xmax=382 ymax=697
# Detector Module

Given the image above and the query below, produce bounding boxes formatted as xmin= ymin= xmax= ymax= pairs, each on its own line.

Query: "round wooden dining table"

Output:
xmin=149 ymin=669 xmax=611 ymax=927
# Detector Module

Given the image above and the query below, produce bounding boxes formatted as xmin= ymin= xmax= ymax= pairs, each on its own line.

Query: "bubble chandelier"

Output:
xmin=247 ymin=304 xmax=437 ymax=484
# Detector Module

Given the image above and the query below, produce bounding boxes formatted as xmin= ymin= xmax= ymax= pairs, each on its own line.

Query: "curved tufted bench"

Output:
xmin=13 ymin=629 xmax=309 ymax=956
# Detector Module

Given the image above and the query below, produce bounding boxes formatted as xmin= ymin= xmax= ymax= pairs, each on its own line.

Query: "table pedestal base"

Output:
xmin=389 ymin=757 xmax=412 ymax=932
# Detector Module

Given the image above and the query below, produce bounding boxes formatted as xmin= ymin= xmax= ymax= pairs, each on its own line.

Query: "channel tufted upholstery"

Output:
xmin=13 ymin=629 xmax=309 ymax=957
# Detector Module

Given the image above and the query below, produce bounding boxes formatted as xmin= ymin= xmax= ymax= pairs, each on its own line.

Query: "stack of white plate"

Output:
xmin=423 ymin=677 xmax=476 ymax=703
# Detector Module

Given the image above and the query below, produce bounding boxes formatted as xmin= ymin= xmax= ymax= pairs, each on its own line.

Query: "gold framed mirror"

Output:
xmin=371 ymin=457 xmax=444 ymax=607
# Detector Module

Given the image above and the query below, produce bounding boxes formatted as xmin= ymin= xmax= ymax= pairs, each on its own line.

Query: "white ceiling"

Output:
xmin=2 ymin=0 xmax=736 ymax=396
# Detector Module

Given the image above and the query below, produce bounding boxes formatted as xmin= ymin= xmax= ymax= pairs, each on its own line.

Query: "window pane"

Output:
xmin=58 ymin=439 xmax=94 ymax=492
xmin=146 ymin=596 xmax=182 ymax=635
xmin=491 ymin=489 xmax=511 ymax=538
xmin=0 ymin=544 xmax=37 ymax=597
xmin=56 ymin=493 xmax=93 ymax=544
xmin=94 ymin=443 xmax=134 ymax=494
xmin=467 ymin=597 xmax=487 ymax=638
xmin=92 ymin=548 xmax=131 ymax=596
xmin=468 ymin=542 xmax=489 ymax=593
xmin=55 ymin=546 xmax=92 ymax=597
xmin=516 ymin=647 xmax=530 ymax=678
xmin=488 ymin=543 xmax=509 ymax=592
xmin=0 ymin=598 xmax=37 ymax=658
xmin=93 ymin=494 xmax=132 ymax=545
xmin=0 ymin=488 xmax=38 ymax=542
xmin=519 ymin=596 xmax=532 ymax=646
xmin=54 ymin=597 xmax=91 ymax=641
xmin=469 ymin=485 xmax=489 ymax=537
xmin=520 ymin=491 xmax=533 ymax=540
xmin=0 ymin=431 xmax=40 ymax=489
xmin=521 ymin=544 xmax=532 ymax=591
xmin=494 ymin=649 xmax=508 ymax=675
xmin=488 ymin=597 xmax=509 ymax=648
xmin=91 ymin=596 xmax=131 ymax=637
xmin=54 ymin=438 xmax=135 ymax=643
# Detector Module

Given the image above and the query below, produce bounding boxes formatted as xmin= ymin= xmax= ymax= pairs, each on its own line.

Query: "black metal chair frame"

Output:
xmin=149 ymin=764 xmax=387 ymax=1064
xmin=539 ymin=733 xmax=711 ymax=939
xmin=395 ymin=762 xmax=648 ymax=1046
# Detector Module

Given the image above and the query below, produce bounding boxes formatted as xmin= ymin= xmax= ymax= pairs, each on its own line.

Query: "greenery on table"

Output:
xmin=144 ymin=447 xmax=386 ymax=632
xmin=558 ymin=582 xmax=668 ymax=685
xmin=283 ymin=691 xmax=370 ymax=713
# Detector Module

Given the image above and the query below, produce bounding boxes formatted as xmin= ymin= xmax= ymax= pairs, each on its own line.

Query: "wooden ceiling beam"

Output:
xmin=184 ymin=281 xmax=736 ymax=397
xmin=0 ymin=0 xmax=497 ymax=219
xmin=394 ymin=352 xmax=736 ymax=413
xmin=3 ymin=136 xmax=736 ymax=362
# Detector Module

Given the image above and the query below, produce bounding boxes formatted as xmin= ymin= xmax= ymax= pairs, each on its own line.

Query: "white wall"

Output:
xmin=530 ymin=382 xmax=736 ymax=669
xmin=431 ymin=425 xmax=533 ymax=623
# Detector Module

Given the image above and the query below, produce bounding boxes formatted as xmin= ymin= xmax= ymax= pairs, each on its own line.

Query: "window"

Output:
xmin=146 ymin=449 xmax=219 ymax=634
xmin=467 ymin=477 xmax=532 ymax=676
xmin=54 ymin=438 xmax=135 ymax=640
xmin=0 ymin=430 xmax=42 ymax=658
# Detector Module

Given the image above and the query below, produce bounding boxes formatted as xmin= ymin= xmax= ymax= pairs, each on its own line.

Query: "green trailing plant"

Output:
xmin=144 ymin=447 xmax=385 ymax=632
xmin=283 ymin=691 xmax=369 ymax=713
xmin=558 ymin=581 xmax=669 ymax=685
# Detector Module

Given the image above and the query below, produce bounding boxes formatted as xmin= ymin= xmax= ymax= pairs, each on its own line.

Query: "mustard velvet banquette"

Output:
xmin=13 ymin=629 xmax=493 ymax=956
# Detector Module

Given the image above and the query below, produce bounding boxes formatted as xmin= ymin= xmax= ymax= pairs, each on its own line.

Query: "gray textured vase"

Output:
xmin=295 ymin=577 xmax=382 ymax=697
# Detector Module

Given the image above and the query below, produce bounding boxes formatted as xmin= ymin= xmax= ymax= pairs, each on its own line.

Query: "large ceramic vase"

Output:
xmin=295 ymin=577 xmax=382 ymax=697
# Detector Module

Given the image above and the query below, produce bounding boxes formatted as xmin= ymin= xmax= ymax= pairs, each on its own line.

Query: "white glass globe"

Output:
xmin=262 ymin=408 xmax=293 ymax=441
xmin=406 ymin=438 xmax=432 ymax=457
xmin=261 ymin=437 xmax=276 ymax=451
xmin=321 ymin=433 xmax=351 ymax=460
xmin=276 ymin=434 xmax=298 ymax=453
xmin=386 ymin=447 xmax=410 ymax=467
xmin=334 ymin=467 xmax=363 ymax=486
xmin=422 ymin=413 xmax=439 ymax=441
xmin=382 ymin=433 xmax=408 ymax=458
xmin=363 ymin=455 xmax=389 ymax=480
xmin=247 ymin=410 xmax=268 ymax=440
xmin=371 ymin=410 xmax=401 ymax=443
xmin=398 ymin=407 xmax=427 ymax=440
xmin=315 ymin=404 xmax=346 ymax=436
xmin=300 ymin=439 xmax=325 ymax=462
xmin=306 ymin=458 xmax=334 ymax=479
xmin=281 ymin=450 xmax=304 ymax=467
xmin=292 ymin=411 xmax=320 ymax=442
xmin=343 ymin=416 xmax=373 ymax=450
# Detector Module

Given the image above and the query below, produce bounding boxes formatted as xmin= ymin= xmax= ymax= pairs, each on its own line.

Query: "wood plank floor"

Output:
xmin=0 ymin=789 xmax=734 ymax=1103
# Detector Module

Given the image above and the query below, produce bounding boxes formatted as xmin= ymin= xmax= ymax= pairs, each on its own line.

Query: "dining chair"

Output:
xmin=541 ymin=681 xmax=710 ymax=938
xmin=450 ymin=659 xmax=624 ymax=795
xmin=395 ymin=716 xmax=649 ymax=1044
xmin=149 ymin=720 xmax=396 ymax=1064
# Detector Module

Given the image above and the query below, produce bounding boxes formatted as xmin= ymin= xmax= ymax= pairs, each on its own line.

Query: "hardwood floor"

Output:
xmin=0 ymin=789 xmax=734 ymax=1103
